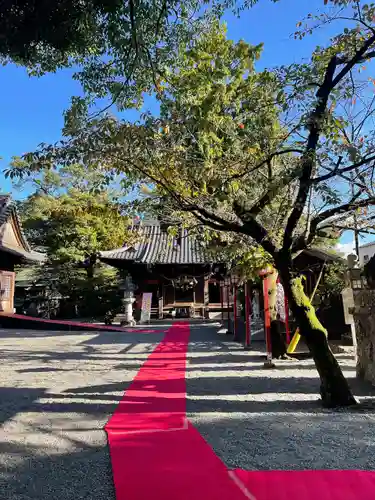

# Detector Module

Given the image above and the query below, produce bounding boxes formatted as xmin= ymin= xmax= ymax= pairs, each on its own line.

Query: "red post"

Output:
xmin=263 ymin=276 xmax=272 ymax=362
xmin=233 ymin=285 xmax=238 ymax=340
xmin=245 ymin=282 xmax=251 ymax=348
xmin=284 ymin=293 xmax=290 ymax=344
xmin=226 ymin=286 xmax=231 ymax=333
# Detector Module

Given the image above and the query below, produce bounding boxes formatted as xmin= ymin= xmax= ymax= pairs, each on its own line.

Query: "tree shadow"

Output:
xmin=1 ymin=439 xmax=115 ymax=500
xmin=191 ymin=412 xmax=375 ymax=471
xmin=17 ymin=367 xmax=67 ymax=373
xmin=0 ymin=387 xmax=46 ymax=425
xmin=188 ymin=353 xmax=265 ymax=365
xmin=79 ymin=329 xmax=169 ymax=347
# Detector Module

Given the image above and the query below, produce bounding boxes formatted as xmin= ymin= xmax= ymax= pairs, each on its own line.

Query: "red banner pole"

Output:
xmin=233 ymin=285 xmax=238 ymax=340
xmin=245 ymin=282 xmax=251 ymax=349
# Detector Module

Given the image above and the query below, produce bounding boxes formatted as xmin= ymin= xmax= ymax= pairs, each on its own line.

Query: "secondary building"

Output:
xmin=0 ymin=195 xmax=45 ymax=314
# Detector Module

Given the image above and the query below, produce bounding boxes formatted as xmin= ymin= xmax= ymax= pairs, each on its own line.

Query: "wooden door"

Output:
xmin=0 ymin=270 xmax=15 ymax=313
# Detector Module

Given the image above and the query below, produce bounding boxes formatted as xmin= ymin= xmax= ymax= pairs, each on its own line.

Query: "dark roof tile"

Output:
xmin=100 ymin=225 xmax=213 ymax=264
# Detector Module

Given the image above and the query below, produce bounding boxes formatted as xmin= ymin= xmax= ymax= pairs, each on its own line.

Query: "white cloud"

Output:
xmin=335 ymin=241 xmax=355 ymax=257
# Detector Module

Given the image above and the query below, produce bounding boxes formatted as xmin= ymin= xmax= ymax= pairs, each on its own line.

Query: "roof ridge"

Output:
xmin=0 ymin=195 xmax=32 ymax=252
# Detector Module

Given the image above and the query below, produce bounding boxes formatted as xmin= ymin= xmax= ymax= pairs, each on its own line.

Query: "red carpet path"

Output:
xmin=0 ymin=312 xmax=162 ymax=333
xmin=105 ymin=322 xmax=375 ymax=500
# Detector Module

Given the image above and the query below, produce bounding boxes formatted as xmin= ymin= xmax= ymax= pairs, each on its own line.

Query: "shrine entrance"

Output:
xmin=175 ymin=287 xmax=194 ymax=303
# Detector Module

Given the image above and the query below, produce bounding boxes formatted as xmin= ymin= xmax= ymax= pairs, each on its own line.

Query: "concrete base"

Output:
xmin=115 ymin=314 xmax=136 ymax=327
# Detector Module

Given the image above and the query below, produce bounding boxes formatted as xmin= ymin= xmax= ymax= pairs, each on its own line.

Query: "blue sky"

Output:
xmin=0 ymin=0 xmax=366 ymax=250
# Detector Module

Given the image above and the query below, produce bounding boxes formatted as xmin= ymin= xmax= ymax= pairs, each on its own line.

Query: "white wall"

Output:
xmin=358 ymin=242 xmax=375 ymax=267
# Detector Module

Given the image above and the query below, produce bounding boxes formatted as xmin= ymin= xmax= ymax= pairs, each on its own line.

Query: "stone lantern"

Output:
xmin=118 ymin=275 xmax=136 ymax=326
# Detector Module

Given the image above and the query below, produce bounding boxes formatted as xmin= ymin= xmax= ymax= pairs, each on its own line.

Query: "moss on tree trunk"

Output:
xmin=279 ymin=268 xmax=356 ymax=407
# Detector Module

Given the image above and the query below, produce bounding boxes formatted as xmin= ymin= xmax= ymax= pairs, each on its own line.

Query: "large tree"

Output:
xmin=9 ymin=1 xmax=375 ymax=406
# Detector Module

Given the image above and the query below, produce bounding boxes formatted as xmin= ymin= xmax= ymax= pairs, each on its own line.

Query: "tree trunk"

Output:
xmin=278 ymin=263 xmax=356 ymax=408
xmin=266 ymin=270 xmax=287 ymax=359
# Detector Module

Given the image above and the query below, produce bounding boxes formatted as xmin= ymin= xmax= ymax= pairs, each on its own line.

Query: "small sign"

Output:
xmin=140 ymin=292 xmax=153 ymax=323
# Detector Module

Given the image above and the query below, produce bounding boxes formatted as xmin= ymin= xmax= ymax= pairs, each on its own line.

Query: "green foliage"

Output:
xmin=15 ymin=164 xmax=134 ymax=317
xmin=0 ymin=0 xmax=266 ymax=125
xmin=0 ymin=1 xmax=123 ymax=68
xmin=317 ymin=261 xmax=346 ymax=302
xmin=11 ymin=2 xmax=375 ymax=279
xmin=20 ymin=190 xmax=129 ymax=264
xmin=7 ymin=158 xmax=116 ymax=195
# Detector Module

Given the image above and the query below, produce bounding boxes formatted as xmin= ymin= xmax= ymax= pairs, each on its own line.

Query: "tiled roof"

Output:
xmin=99 ymin=222 xmax=342 ymax=267
xmin=0 ymin=194 xmax=45 ymax=262
xmin=100 ymin=225 xmax=214 ymax=265
xmin=302 ymin=247 xmax=343 ymax=263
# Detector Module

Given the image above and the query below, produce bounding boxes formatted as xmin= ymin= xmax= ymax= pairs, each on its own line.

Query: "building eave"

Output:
xmin=0 ymin=245 xmax=46 ymax=263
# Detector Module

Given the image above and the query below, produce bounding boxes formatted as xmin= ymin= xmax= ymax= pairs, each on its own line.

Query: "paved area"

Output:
xmin=2 ymin=322 xmax=375 ymax=499
xmin=186 ymin=324 xmax=375 ymax=471
xmin=0 ymin=327 xmax=166 ymax=500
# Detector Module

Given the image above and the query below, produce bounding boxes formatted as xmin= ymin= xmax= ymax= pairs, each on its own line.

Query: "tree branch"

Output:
xmin=333 ymin=34 xmax=375 ymax=87
xmin=283 ymin=56 xmax=338 ymax=250
xmin=233 ymin=201 xmax=278 ymax=256
xmin=309 ymin=197 xmax=375 ymax=244
xmin=226 ymin=148 xmax=303 ymax=184
xmin=313 ymin=154 xmax=375 ymax=184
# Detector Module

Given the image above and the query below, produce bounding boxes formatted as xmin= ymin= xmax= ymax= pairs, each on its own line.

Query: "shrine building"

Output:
xmin=99 ymin=219 xmax=343 ymax=322
xmin=99 ymin=220 xmax=227 ymax=319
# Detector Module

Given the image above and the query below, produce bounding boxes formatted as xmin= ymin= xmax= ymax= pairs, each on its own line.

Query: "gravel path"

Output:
xmin=3 ymin=322 xmax=375 ymax=499
xmin=0 ymin=327 xmax=166 ymax=500
xmin=186 ymin=323 xmax=375 ymax=471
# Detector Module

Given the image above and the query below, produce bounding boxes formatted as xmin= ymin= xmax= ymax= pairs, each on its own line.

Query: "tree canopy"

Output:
xmin=0 ymin=0 xmax=276 ymax=127
xmin=14 ymin=164 xmax=134 ymax=317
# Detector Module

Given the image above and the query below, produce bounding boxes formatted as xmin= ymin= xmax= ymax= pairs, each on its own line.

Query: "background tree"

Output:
xmin=14 ymin=163 xmax=134 ymax=318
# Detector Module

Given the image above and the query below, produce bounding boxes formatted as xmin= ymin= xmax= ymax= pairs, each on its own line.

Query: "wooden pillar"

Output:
xmin=204 ymin=277 xmax=209 ymax=319
xmin=245 ymin=282 xmax=251 ymax=348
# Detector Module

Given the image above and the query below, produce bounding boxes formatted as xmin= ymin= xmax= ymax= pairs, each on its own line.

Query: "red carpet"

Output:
xmin=106 ymin=322 xmax=375 ymax=500
xmin=105 ymin=323 xmax=189 ymax=433
xmin=106 ymin=323 xmax=245 ymax=499
xmin=0 ymin=312 xmax=161 ymax=333
xmin=233 ymin=469 xmax=375 ymax=500
xmin=107 ymin=422 xmax=245 ymax=499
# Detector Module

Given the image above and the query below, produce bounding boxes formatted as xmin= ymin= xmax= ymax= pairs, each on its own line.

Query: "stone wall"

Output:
xmin=352 ymin=288 xmax=375 ymax=386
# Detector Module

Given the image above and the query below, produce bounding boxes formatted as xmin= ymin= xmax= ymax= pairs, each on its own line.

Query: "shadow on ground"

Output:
xmin=1 ymin=440 xmax=115 ymax=500
xmin=186 ymin=323 xmax=375 ymax=471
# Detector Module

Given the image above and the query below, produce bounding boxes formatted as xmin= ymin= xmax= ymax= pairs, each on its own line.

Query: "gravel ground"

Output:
xmin=186 ymin=323 xmax=375 ymax=471
xmin=3 ymin=321 xmax=375 ymax=499
xmin=0 ymin=327 xmax=166 ymax=500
